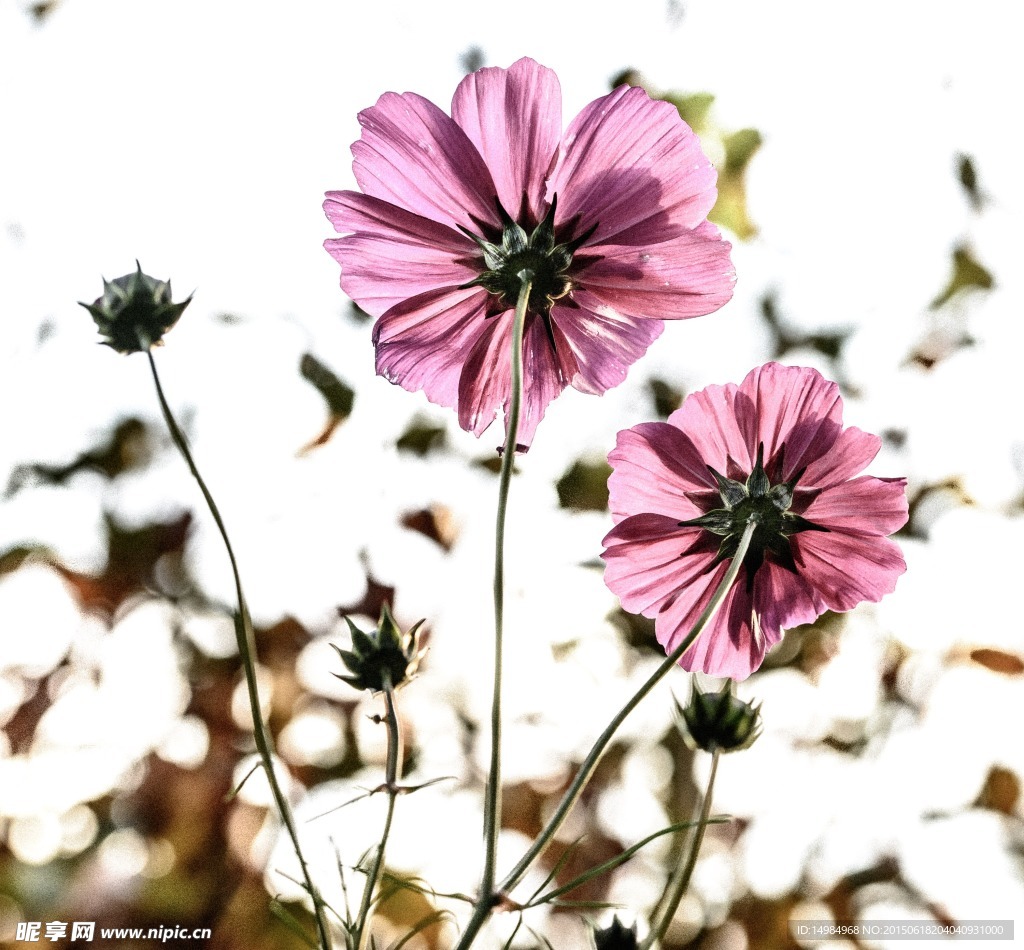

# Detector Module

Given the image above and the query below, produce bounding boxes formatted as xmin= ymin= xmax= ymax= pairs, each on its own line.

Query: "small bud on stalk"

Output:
xmin=333 ymin=604 xmax=425 ymax=693
xmin=79 ymin=262 xmax=191 ymax=353
xmin=592 ymin=915 xmax=639 ymax=950
xmin=678 ymin=684 xmax=761 ymax=753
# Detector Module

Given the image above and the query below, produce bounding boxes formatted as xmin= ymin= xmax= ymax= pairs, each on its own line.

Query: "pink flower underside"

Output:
xmin=324 ymin=57 xmax=739 ymax=443
xmin=601 ymin=363 xmax=909 ymax=678
xmin=367 ymin=283 xmax=667 ymax=445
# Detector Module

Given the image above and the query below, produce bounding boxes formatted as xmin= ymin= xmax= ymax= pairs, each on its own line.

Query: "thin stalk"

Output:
xmin=457 ymin=277 xmax=532 ymax=949
xmin=454 ymin=519 xmax=757 ymax=950
xmin=146 ymin=350 xmax=331 ymax=950
xmin=481 ymin=275 xmax=532 ymax=895
xmin=641 ymin=749 xmax=721 ymax=950
xmin=354 ymin=678 xmax=402 ymax=950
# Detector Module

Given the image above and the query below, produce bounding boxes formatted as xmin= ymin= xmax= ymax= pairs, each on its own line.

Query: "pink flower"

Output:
xmin=601 ymin=363 xmax=908 ymax=680
xmin=324 ymin=57 xmax=734 ymax=447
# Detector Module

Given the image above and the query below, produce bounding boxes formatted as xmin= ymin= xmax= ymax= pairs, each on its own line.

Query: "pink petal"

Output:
xmin=656 ymin=563 xmax=773 ymax=680
xmin=451 ymin=57 xmax=562 ymax=225
xmin=324 ymin=191 xmax=478 ymax=317
xmin=549 ymin=84 xmax=718 ymax=246
xmin=577 ymin=220 xmax=735 ymax=320
xmin=792 ymin=528 xmax=907 ymax=612
xmin=799 ymin=425 xmax=881 ymax=489
xmin=753 ymin=559 xmax=829 ymax=638
xmin=549 ymin=289 xmax=663 ymax=396
xmin=457 ymin=312 xmax=576 ymax=447
xmin=802 ymin=476 xmax=910 ymax=537
xmin=602 ymin=515 xmax=721 ymax=616
xmin=373 ymin=286 xmax=491 ymax=412
xmin=351 ymin=91 xmax=499 ymax=231
xmin=666 ymin=378 xmax=757 ymax=480
xmin=736 ymin=363 xmax=845 ymax=479
xmin=606 ymin=422 xmax=718 ymax=524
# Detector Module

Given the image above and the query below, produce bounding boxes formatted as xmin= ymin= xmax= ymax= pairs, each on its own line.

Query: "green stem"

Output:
xmin=146 ymin=350 xmax=332 ymax=950
xmin=497 ymin=518 xmax=756 ymax=898
xmin=642 ymin=749 xmax=721 ymax=950
xmin=455 ymin=521 xmax=757 ymax=949
xmin=355 ymin=679 xmax=402 ymax=950
xmin=481 ymin=274 xmax=532 ymax=896
xmin=457 ymin=277 xmax=532 ymax=947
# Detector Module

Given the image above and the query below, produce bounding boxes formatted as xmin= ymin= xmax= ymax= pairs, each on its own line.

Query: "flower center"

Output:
xmin=679 ymin=443 xmax=828 ymax=588
xmin=460 ymin=195 xmax=594 ymax=315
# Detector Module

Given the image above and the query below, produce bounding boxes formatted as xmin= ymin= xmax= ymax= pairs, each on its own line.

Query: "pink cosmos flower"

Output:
xmin=601 ymin=363 xmax=908 ymax=680
xmin=324 ymin=57 xmax=735 ymax=447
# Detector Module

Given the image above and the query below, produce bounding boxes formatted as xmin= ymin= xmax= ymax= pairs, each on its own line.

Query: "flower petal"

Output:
xmin=457 ymin=312 xmax=576 ymax=447
xmin=451 ymin=57 xmax=562 ymax=225
xmin=602 ymin=515 xmax=720 ymax=616
xmin=373 ymin=286 xmax=491 ymax=412
xmin=803 ymin=476 xmax=910 ymax=537
xmin=666 ymin=378 xmax=757 ymax=480
xmin=656 ymin=563 xmax=773 ymax=680
xmin=799 ymin=425 xmax=881 ymax=489
xmin=324 ymin=191 xmax=478 ymax=317
xmin=753 ymin=559 xmax=828 ymax=639
xmin=549 ymin=289 xmax=663 ymax=397
xmin=737 ymin=363 xmax=846 ymax=478
xmin=549 ymin=84 xmax=718 ymax=246
xmin=576 ymin=220 xmax=735 ymax=320
xmin=606 ymin=422 xmax=717 ymax=524
xmin=792 ymin=528 xmax=907 ymax=612
xmin=351 ymin=91 xmax=499 ymax=231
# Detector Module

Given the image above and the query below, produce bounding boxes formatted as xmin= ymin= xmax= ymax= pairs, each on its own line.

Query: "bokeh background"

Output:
xmin=1 ymin=1 xmax=1022 ymax=947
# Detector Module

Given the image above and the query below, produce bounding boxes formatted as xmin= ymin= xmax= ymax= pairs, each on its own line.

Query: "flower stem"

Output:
xmin=456 ymin=277 xmax=533 ymax=948
xmin=481 ymin=274 xmax=532 ymax=896
xmin=354 ymin=678 xmax=402 ymax=950
xmin=454 ymin=520 xmax=756 ymax=950
xmin=641 ymin=748 xmax=721 ymax=950
xmin=498 ymin=519 xmax=754 ymax=895
xmin=146 ymin=350 xmax=332 ymax=950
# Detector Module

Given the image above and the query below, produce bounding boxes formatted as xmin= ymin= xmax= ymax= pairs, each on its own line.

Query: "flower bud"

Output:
xmin=79 ymin=262 xmax=191 ymax=353
xmin=332 ymin=604 xmax=424 ymax=693
xmin=592 ymin=916 xmax=639 ymax=950
xmin=678 ymin=684 xmax=761 ymax=753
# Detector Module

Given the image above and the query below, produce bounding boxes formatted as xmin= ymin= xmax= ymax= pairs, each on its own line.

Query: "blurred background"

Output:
xmin=1 ymin=1 xmax=1022 ymax=947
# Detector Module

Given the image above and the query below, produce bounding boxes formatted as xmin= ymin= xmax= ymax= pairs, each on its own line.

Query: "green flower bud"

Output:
xmin=332 ymin=604 xmax=424 ymax=693
xmin=678 ymin=683 xmax=761 ymax=753
xmin=79 ymin=262 xmax=191 ymax=354
xmin=592 ymin=916 xmax=639 ymax=950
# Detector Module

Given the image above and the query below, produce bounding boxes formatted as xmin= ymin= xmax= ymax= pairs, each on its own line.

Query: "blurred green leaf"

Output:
xmin=930 ymin=244 xmax=994 ymax=309
xmin=662 ymin=91 xmax=716 ymax=132
xmin=556 ymin=459 xmax=612 ymax=511
xmin=647 ymin=378 xmax=684 ymax=418
xmin=396 ymin=418 xmax=447 ymax=456
xmin=300 ymin=353 xmax=355 ymax=418
xmin=710 ymin=127 xmax=762 ymax=239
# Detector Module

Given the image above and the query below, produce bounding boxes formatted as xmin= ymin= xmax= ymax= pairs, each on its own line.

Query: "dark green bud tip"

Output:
xmin=332 ymin=603 xmax=425 ymax=693
xmin=677 ymin=683 xmax=761 ymax=754
xmin=592 ymin=916 xmax=639 ymax=950
xmin=79 ymin=261 xmax=192 ymax=354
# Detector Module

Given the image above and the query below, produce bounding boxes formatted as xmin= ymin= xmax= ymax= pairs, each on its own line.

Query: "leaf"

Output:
xmin=301 ymin=353 xmax=355 ymax=418
xmin=648 ymin=378 xmax=684 ymax=418
xmin=556 ymin=459 xmax=612 ymax=511
xmin=523 ymin=817 xmax=729 ymax=908
xmin=709 ymin=128 xmax=763 ymax=240
xmin=930 ymin=244 xmax=994 ymax=309
xmin=396 ymin=418 xmax=447 ymax=456
xmin=969 ymin=648 xmax=1024 ymax=676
